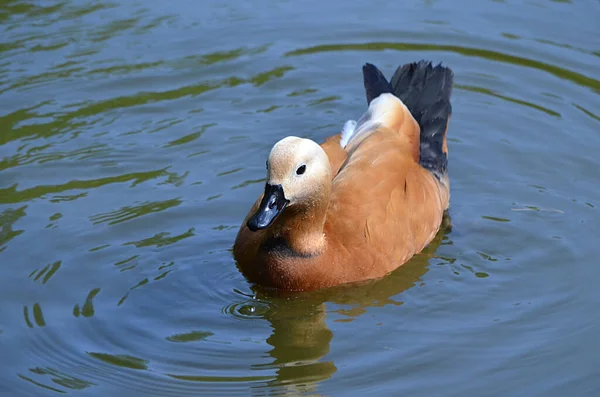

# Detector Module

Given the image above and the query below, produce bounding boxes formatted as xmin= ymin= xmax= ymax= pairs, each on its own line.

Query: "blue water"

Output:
xmin=1 ymin=0 xmax=599 ymax=396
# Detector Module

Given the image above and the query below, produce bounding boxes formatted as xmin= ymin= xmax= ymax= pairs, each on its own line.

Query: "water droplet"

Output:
xmin=223 ymin=300 xmax=272 ymax=320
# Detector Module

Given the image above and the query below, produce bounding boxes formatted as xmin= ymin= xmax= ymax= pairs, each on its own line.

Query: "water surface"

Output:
xmin=1 ymin=0 xmax=599 ymax=396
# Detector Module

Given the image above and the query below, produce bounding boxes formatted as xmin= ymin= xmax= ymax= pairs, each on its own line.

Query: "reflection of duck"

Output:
xmin=251 ymin=214 xmax=451 ymax=393
xmin=254 ymin=300 xmax=336 ymax=396
xmin=234 ymin=61 xmax=454 ymax=291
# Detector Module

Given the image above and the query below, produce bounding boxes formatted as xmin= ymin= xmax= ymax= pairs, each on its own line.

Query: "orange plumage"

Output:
xmin=234 ymin=61 xmax=454 ymax=291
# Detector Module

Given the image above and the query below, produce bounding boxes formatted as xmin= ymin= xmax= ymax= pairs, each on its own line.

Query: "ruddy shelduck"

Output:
xmin=233 ymin=60 xmax=454 ymax=291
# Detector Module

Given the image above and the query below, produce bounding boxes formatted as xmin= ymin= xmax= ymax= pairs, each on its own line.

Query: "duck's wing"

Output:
xmin=325 ymin=62 xmax=452 ymax=270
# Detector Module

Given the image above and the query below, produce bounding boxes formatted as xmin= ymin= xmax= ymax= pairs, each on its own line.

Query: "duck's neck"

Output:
xmin=271 ymin=195 xmax=329 ymax=257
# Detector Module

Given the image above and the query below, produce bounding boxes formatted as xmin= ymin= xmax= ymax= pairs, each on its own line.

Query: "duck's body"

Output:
xmin=234 ymin=61 xmax=454 ymax=291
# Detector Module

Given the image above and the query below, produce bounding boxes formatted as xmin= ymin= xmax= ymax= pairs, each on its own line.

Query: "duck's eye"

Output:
xmin=296 ymin=165 xmax=306 ymax=175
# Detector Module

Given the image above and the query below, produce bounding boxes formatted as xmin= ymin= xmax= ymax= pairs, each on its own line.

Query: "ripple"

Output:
xmin=232 ymin=178 xmax=264 ymax=190
xmin=89 ymin=244 xmax=110 ymax=252
xmin=48 ymin=192 xmax=87 ymax=203
xmin=0 ymin=205 xmax=26 ymax=250
xmin=457 ymin=84 xmax=561 ymax=117
xmin=117 ymin=261 xmax=176 ymax=307
xmin=166 ymin=331 xmax=214 ymax=343
xmin=223 ymin=300 xmax=273 ymax=321
xmin=17 ymin=373 xmax=70 ymax=394
xmin=287 ymin=88 xmax=317 ymax=97
xmin=308 ymin=95 xmax=341 ymax=106
xmin=15 ymin=325 xmax=158 ymax=395
xmin=166 ymin=373 xmax=273 ymax=383
xmin=72 ymin=288 xmax=101 ymax=318
xmin=28 ymin=260 xmax=61 ymax=285
xmin=187 ymin=149 xmax=211 ymax=158
xmin=0 ymin=168 xmax=173 ymax=204
xmin=11 ymin=292 xmax=279 ymax=395
xmin=249 ymin=66 xmax=294 ymax=87
xmin=88 ymin=17 xmax=141 ymax=43
xmin=90 ymin=198 xmax=183 ymax=226
xmin=574 ymin=104 xmax=600 ymax=122
xmin=113 ymin=255 xmax=140 ymax=272
xmin=460 ymin=264 xmax=490 ymax=279
xmin=481 ymin=215 xmax=510 ymax=223
xmin=164 ymin=123 xmax=215 ymax=148
xmin=217 ymin=167 xmax=243 ymax=177
xmin=19 ymin=366 xmax=95 ymax=392
xmin=123 ymin=227 xmax=195 ymax=248
xmin=23 ymin=303 xmax=46 ymax=328
xmin=206 ymin=194 xmax=222 ymax=201
xmin=285 ymin=42 xmax=600 ymax=91
xmin=87 ymin=353 xmax=149 ymax=370
xmin=79 ymin=46 xmax=269 ymax=80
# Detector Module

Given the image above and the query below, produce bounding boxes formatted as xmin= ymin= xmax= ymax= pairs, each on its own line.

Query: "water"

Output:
xmin=1 ymin=0 xmax=599 ymax=395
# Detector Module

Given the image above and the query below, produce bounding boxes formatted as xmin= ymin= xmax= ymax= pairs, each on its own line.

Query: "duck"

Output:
xmin=233 ymin=60 xmax=454 ymax=291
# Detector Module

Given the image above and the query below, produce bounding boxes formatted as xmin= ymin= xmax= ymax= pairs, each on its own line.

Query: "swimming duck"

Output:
xmin=233 ymin=60 xmax=454 ymax=291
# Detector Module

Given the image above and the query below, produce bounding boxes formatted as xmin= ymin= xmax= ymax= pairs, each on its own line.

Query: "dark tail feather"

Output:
xmin=390 ymin=61 xmax=454 ymax=179
xmin=362 ymin=63 xmax=393 ymax=105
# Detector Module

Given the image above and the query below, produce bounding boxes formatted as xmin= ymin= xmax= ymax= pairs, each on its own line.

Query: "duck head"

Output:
xmin=247 ymin=136 xmax=332 ymax=232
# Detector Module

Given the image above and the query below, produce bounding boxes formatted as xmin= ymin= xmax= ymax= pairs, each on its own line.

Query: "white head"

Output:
xmin=246 ymin=136 xmax=332 ymax=231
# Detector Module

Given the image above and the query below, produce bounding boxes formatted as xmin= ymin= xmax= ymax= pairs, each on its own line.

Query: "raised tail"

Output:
xmin=362 ymin=61 xmax=454 ymax=181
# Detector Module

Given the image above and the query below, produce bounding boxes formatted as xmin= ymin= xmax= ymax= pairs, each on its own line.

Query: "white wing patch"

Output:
xmin=339 ymin=120 xmax=357 ymax=148
xmin=339 ymin=93 xmax=406 ymax=150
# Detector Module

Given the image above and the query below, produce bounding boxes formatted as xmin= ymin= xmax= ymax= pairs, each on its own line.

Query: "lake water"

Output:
xmin=1 ymin=0 xmax=599 ymax=396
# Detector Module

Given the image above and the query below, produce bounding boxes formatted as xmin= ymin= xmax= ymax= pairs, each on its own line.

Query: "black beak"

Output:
xmin=246 ymin=184 xmax=289 ymax=232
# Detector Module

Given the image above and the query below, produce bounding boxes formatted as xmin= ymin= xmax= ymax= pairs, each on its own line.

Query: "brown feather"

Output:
xmin=233 ymin=61 xmax=453 ymax=291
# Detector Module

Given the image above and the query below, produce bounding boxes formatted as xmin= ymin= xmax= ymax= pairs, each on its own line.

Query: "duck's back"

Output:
xmin=324 ymin=62 xmax=453 ymax=280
